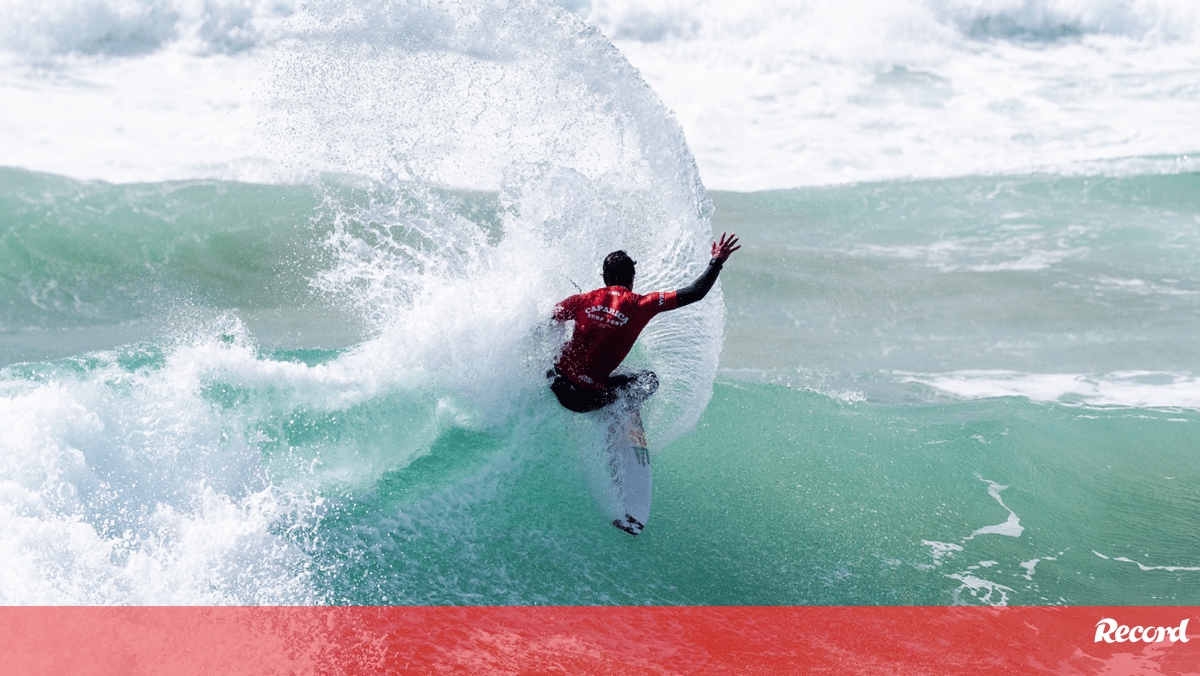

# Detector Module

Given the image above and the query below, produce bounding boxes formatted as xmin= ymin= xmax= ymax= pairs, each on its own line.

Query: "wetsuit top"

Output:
xmin=553 ymin=286 xmax=678 ymax=390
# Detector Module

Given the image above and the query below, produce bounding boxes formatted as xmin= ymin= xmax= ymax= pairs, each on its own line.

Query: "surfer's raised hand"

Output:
xmin=673 ymin=232 xmax=741 ymax=308
xmin=712 ymin=232 xmax=740 ymax=262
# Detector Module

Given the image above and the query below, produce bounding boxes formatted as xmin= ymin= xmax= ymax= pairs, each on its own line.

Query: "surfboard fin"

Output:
xmin=612 ymin=513 xmax=645 ymax=536
xmin=633 ymin=446 xmax=649 ymax=467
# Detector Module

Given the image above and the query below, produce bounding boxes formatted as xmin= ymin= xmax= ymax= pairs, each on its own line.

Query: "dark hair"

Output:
xmin=603 ymin=250 xmax=636 ymax=288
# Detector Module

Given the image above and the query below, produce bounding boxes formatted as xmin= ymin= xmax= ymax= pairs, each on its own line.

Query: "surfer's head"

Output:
xmin=603 ymin=250 xmax=636 ymax=288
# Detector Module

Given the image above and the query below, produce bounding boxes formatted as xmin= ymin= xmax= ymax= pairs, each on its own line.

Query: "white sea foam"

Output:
xmin=1093 ymin=551 xmax=1200 ymax=572
xmin=914 ymin=475 xmax=1027 ymax=605
xmin=855 ymin=237 xmax=1087 ymax=273
xmin=903 ymin=369 xmax=1200 ymax=408
xmin=0 ymin=328 xmax=325 ymax=604
xmin=0 ymin=48 xmax=280 ymax=184
xmin=574 ymin=0 xmax=1200 ymax=189
xmin=965 ymin=475 xmax=1024 ymax=539
xmin=0 ymin=0 xmax=296 ymax=56
xmin=3 ymin=0 xmax=1198 ymax=189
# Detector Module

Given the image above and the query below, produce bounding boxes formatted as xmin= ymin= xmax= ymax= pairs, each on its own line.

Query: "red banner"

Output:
xmin=3 ymin=606 xmax=1197 ymax=675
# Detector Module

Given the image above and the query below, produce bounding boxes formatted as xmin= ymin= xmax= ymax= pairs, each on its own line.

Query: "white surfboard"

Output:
xmin=606 ymin=407 xmax=652 ymax=536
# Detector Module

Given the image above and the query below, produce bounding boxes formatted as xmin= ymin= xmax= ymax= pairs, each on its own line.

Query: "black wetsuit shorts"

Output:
xmin=548 ymin=366 xmax=659 ymax=413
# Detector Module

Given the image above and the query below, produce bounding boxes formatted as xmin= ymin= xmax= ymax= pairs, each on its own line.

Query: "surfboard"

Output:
xmin=606 ymin=407 xmax=652 ymax=536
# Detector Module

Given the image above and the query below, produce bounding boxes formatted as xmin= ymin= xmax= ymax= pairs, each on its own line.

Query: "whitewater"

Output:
xmin=1 ymin=0 xmax=1198 ymax=607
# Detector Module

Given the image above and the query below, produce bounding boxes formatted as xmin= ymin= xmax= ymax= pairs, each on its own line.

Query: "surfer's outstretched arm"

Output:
xmin=675 ymin=232 xmax=740 ymax=308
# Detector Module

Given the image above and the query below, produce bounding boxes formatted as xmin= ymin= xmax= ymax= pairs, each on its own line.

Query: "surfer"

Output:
xmin=548 ymin=232 xmax=740 ymax=413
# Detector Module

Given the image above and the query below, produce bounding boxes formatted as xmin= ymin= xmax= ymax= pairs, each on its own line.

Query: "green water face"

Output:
xmin=0 ymin=170 xmax=504 ymax=364
xmin=710 ymin=172 xmax=1200 ymax=387
xmin=4 ymin=167 xmax=1197 ymax=606
xmin=304 ymin=380 xmax=1200 ymax=606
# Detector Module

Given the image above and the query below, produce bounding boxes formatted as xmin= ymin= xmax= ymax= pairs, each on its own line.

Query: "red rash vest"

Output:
xmin=553 ymin=286 xmax=678 ymax=390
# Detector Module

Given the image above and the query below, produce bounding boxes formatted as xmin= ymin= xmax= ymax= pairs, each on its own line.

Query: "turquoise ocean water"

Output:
xmin=2 ymin=0 xmax=1198 ymax=606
